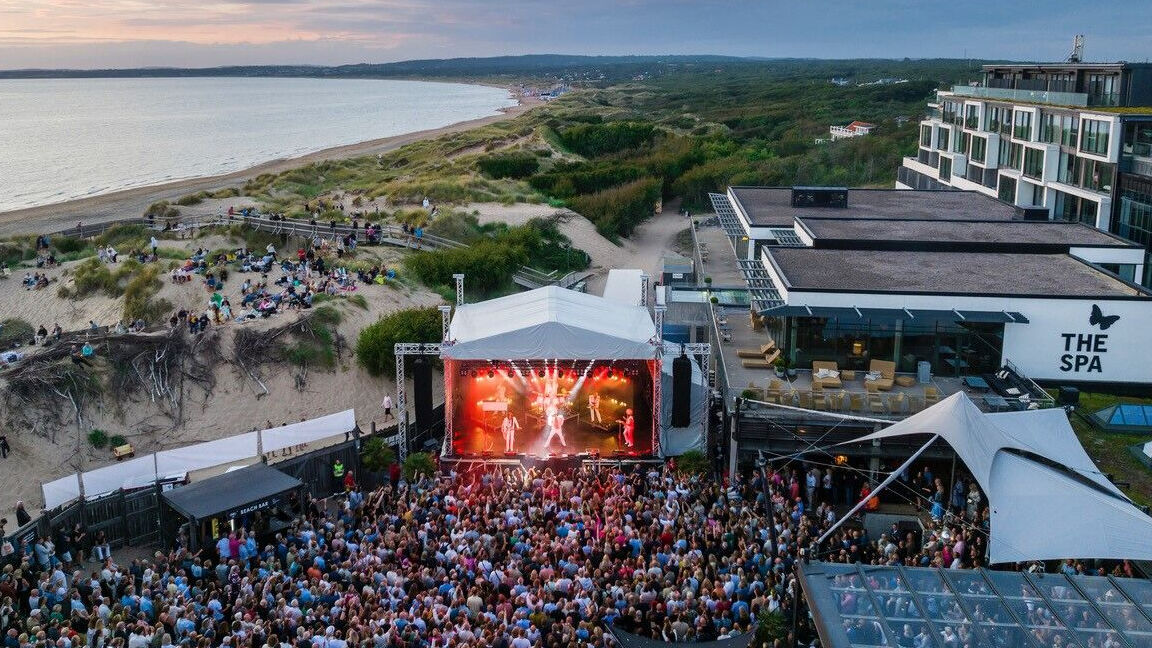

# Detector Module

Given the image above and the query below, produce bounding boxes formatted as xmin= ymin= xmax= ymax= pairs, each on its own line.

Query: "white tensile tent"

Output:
xmin=847 ymin=393 xmax=1152 ymax=564
xmin=444 ymin=286 xmax=657 ymax=360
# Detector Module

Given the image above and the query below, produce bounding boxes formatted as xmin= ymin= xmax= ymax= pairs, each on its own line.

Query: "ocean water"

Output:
xmin=0 ymin=77 xmax=518 ymax=213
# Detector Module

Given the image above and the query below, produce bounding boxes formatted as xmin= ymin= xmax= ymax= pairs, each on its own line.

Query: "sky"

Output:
xmin=1 ymin=0 xmax=1151 ymax=70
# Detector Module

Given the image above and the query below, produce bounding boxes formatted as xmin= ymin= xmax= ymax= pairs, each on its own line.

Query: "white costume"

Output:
xmin=501 ymin=415 xmax=520 ymax=453
xmin=545 ymin=409 xmax=567 ymax=447
xmin=587 ymin=393 xmax=602 ymax=424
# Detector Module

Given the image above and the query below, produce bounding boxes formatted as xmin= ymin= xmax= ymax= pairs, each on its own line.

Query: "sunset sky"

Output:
xmin=2 ymin=0 xmax=1151 ymax=69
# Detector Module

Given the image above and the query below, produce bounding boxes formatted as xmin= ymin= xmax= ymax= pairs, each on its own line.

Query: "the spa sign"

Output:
xmin=1059 ymin=305 xmax=1119 ymax=374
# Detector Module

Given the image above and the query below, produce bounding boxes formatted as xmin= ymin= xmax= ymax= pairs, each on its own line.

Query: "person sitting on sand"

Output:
xmin=35 ymin=325 xmax=48 ymax=345
xmin=51 ymin=322 xmax=61 ymax=341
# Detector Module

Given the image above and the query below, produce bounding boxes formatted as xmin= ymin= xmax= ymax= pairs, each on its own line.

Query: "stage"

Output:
xmin=448 ymin=359 xmax=655 ymax=458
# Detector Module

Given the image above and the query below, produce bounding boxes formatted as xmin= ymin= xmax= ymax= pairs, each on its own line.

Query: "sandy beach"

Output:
xmin=0 ymin=98 xmax=538 ymax=238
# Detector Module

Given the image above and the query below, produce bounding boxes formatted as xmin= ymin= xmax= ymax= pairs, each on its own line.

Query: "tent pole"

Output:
xmin=816 ymin=434 xmax=940 ymax=549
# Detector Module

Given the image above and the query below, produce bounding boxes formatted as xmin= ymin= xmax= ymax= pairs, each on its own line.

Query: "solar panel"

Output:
xmin=709 ymin=193 xmax=747 ymax=238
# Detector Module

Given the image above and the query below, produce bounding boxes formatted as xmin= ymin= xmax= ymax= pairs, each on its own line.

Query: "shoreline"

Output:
xmin=0 ymin=97 xmax=538 ymax=238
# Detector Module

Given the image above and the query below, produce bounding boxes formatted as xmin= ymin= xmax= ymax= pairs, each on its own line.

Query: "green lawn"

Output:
xmin=1064 ymin=391 xmax=1152 ymax=508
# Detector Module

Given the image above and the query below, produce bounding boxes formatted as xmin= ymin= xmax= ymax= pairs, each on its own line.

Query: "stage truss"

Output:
xmin=394 ymin=342 xmax=442 ymax=460
xmin=393 ymin=332 xmax=711 ymax=462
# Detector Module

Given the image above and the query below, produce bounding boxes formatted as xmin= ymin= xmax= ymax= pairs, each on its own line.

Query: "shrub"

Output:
xmin=175 ymin=193 xmax=205 ymax=206
xmin=95 ymin=224 xmax=148 ymax=248
xmin=53 ymin=236 xmax=86 ymax=254
xmin=87 ymin=429 xmax=108 ymax=449
xmin=122 ymin=265 xmax=170 ymax=323
xmin=348 ymin=294 xmax=369 ymax=310
xmin=405 ymin=239 xmax=528 ymax=295
xmin=0 ymin=318 xmax=34 ymax=348
xmin=476 ymin=152 xmax=539 ymax=179
xmin=559 ymin=121 xmax=657 ymax=157
xmin=675 ymin=449 xmax=711 ymax=475
xmin=144 ymin=200 xmax=180 ymax=219
xmin=569 ymin=177 xmax=662 ymax=239
xmin=403 ymin=452 xmax=436 ymax=480
xmin=356 ymin=307 xmax=443 ymax=376
xmin=72 ymin=259 xmax=117 ymax=295
xmin=361 ymin=437 xmax=396 ymax=473
xmin=109 ymin=434 xmax=128 ymax=448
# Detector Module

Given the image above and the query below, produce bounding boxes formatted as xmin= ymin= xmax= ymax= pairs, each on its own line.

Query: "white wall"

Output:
xmin=785 ymin=289 xmax=1152 ymax=383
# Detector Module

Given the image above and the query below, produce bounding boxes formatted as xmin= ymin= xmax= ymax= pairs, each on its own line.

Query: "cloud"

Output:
xmin=1 ymin=0 xmax=1151 ymax=68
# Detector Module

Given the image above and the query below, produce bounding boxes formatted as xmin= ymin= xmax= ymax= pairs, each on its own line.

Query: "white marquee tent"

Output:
xmin=444 ymin=286 xmax=657 ymax=360
xmin=846 ymin=393 xmax=1152 ymax=564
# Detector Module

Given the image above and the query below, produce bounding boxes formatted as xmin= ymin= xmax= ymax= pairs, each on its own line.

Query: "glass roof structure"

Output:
xmin=735 ymin=259 xmax=784 ymax=311
xmin=800 ymin=561 xmax=1152 ymax=648
xmin=766 ymin=227 xmax=807 ymax=247
xmin=1090 ymin=404 xmax=1152 ymax=434
xmin=709 ymin=192 xmax=747 ymax=238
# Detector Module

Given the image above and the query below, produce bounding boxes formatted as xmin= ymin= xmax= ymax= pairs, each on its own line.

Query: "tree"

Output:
xmin=356 ymin=307 xmax=443 ymax=376
xmin=403 ymin=451 xmax=436 ymax=480
xmin=360 ymin=436 xmax=396 ymax=473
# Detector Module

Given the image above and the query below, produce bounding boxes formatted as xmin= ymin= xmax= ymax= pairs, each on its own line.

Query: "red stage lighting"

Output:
xmin=487 ymin=370 xmax=495 ymax=379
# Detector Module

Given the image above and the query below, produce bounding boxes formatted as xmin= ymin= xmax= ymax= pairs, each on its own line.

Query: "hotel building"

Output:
xmin=896 ymin=62 xmax=1152 ymax=285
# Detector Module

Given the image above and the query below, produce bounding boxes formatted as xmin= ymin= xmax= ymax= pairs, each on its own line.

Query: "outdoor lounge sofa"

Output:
xmin=811 ymin=360 xmax=843 ymax=388
xmin=864 ymin=359 xmax=896 ymax=391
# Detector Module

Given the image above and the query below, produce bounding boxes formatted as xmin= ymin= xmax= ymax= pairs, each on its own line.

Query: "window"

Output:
xmin=942 ymin=101 xmax=961 ymax=125
xmin=937 ymin=127 xmax=950 ymax=151
xmin=1022 ymin=148 xmax=1045 ymax=180
xmin=1022 ymin=181 xmax=1044 ymax=207
xmin=1088 ymin=74 xmax=1119 ymax=107
xmin=1054 ymin=190 xmax=1099 ymax=226
xmin=984 ymin=105 xmax=1005 ymax=132
xmin=939 ymin=156 xmax=952 ymax=181
xmin=920 ymin=125 xmax=932 ymax=147
xmin=1081 ymin=119 xmax=1111 ymax=155
xmin=1039 ymin=113 xmax=1058 ymax=143
xmin=965 ymin=105 xmax=979 ymax=129
xmin=1057 ymin=151 xmax=1081 ymax=185
xmin=1123 ymin=121 xmax=1152 ymax=157
xmin=998 ymin=175 xmax=1017 ymax=203
xmin=1061 ymin=115 xmax=1079 ymax=147
xmin=971 ymin=136 xmax=987 ymax=164
xmin=954 ymin=131 xmax=970 ymax=154
xmin=1082 ymin=159 xmax=1114 ymax=193
xmin=1001 ymin=142 xmax=1023 ymax=170
xmin=1013 ymin=110 xmax=1033 ymax=141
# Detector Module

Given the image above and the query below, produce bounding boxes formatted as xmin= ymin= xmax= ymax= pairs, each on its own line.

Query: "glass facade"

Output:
xmin=1081 ymin=118 xmax=1111 ymax=155
xmin=971 ymin=136 xmax=987 ymax=164
xmin=1115 ymin=175 xmax=1152 ymax=285
xmin=1023 ymin=147 xmax=1045 ymax=180
xmin=1013 ymin=109 xmax=1033 ymax=141
xmin=919 ymin=124 xmax=932 ymax=147
xmin=789 ymin=316 xmax=1003 ymax=377
xmin=939 ymin=156 xmax=952 ymax=181
xmin=998 ymin=175 xmax=1017 ymax=203
xmin=965 ymin=104 xmax=979 ymax=129
xmin=937 ymin=126 xmax=950 ymax=151
xmin=1053 ymin=189 xmax=1099 ymax=226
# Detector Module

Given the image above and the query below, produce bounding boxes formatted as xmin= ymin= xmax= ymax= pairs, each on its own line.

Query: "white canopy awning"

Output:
xmin=846 ymin=393 xmax=1152 ymax=564
xmin=444 ymin=286 xmax=657 ymax=360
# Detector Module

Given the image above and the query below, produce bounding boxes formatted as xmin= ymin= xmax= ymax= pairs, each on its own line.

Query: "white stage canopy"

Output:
xmin=444 ymin=286 xmax=657 ymax=360
xmin=846 ymin=393 xmax=1152 ymax=564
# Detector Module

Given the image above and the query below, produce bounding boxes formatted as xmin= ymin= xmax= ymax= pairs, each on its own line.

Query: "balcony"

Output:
xmin=949 ymin=85 xmax=1088 ymax=108
xmin=1121 ymin=155 xmax=1152 ymax=178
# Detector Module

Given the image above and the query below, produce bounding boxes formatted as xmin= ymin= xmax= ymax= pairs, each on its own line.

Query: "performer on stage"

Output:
xmin=587 ymin=392 xmax=602 ymax=424
xmin=620 ymin=408 xmax=635 ymax=448
xmin=501 ymin=410 xmax=520 ymax=453
xmin=544 ymin=407 xmax=567 ymax=448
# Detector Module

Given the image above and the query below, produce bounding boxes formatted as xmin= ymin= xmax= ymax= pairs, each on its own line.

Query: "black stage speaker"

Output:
xmin=671 ymin=353 xmax=692 ymax=427
xmin=412 ymin=357 xmax=433 ymax=434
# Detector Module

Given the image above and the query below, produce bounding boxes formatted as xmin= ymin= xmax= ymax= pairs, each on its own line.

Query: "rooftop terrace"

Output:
xmin=729 ymin=187 xmax=1020 ymax=227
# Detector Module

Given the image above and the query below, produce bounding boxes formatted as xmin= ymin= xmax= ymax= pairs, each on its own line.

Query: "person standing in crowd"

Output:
xmin=0 ymin=434 xmax=9 ymax=459
xmin=332 ymin=458 xmax=345 ymax=491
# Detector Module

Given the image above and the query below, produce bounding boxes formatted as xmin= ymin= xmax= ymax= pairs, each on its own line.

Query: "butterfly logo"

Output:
xmin=1089 ymin=304 xmax=1120 ymax=331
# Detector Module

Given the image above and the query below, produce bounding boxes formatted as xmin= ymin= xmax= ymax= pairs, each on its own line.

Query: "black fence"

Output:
xmin=1 ymin=430 xmax=413 ymax=565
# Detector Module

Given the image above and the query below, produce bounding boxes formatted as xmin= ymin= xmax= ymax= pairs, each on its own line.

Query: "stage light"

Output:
xmin=488 ymin=370 xmax=495 ymax=379
xmin=538 ymin=369 xmax=546 ymax=378
xmin=469 ymin=370 xmax=477 ymax=378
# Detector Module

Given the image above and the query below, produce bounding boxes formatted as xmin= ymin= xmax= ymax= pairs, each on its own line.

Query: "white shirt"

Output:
xmin=382 ymin=396 xmax=393 ymax=409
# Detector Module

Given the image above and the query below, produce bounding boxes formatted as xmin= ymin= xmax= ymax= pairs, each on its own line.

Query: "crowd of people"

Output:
xmin=2 ymin=448 xmax=1145 ymax=648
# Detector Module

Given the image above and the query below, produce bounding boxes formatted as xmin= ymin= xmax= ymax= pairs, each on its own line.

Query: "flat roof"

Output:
xmin=163 ymin=463 xmax=301 ymax=520
xmin=767 ymin=248 xmax=1147 ymax=298
xmin=729 ymin=187 xmax=1020 ymax=227
xmin=801 ymin=218 xmax=1138 ymax=248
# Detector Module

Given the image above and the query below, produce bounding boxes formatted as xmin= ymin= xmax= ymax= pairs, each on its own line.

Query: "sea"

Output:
xmin=0 ymin=77 xmax=519 ymax=213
